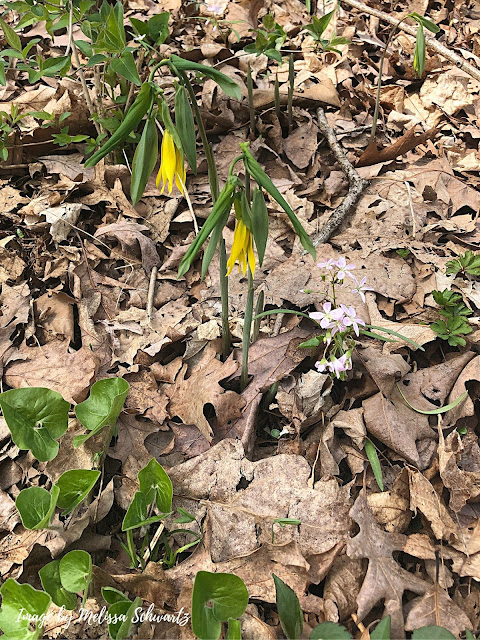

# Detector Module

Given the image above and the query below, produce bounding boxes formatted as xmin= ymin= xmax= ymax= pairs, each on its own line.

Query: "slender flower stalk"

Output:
xmin=240 ymin=267 xmax=255 ymax=392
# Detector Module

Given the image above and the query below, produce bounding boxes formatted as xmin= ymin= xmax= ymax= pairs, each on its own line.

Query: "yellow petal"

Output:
xmin=175 ymin=148 xmax=185 ymax=194
xmin=161 ymin=131 xmax=176 ymax=194
xmin=247 ymin=233 xmax=255 ymax=276
xmin=226 ymin=220 xmax=248 ymax=276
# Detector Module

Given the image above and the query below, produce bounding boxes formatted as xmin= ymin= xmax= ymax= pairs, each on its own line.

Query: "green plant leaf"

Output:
xmin=191 ymin=571 xmax=249 ymax=640
xmin=147 ymin=12 xmax=170 ymax=44
xmin=15 ymin=485 xmax=59 ymax=530
xmin=0 ymin=387 xmax=69 ymax=461
xmin=411 ymin=626 xmax=456 ymax=639
xmin=0 ymin=18 xmax=22 ymax=52
xmin=74 ymin=377 xmax=129 ymax=447
xmin=59 ymin=550 xmax=92 ymax=594
xmin=0 ymin=579 xmax=51 ymax=640
xmin=365 ymin=439 xmax=383 ymax=491
xmin=273 ymin=574 xmax=303 ymax=640
xmin=169 ymin=55 xmax=241 ymax=100
xmin=413 ymin=24 xmax=425 ymax=77
xmin=111 ymin=50 xmax=141 ymax=86
xmin=175 ymin=83 xmax=197 ymax=174
xmin=365 ymin=324 xmax=425 ymax=350
xmin=370 ymin=616 xmax=390 ymax=639
xmin=465 ymin=631 xmax=476 ymax=640
xmin=130 ymin=113 xmax=158 ymax=205
xmin=102 ymin=587 xmax=130 ymax=605
xmin=410 ymin=12 xmax=440 ymax=33
xmin=251 ymin=188 xmax=269 ymax=266
xmin=55 ymin=469 xmax=101 ymax=514
xmin=226 ymin=618 xmax=242 ymax=640
xmin=39 ymin=560 xmax=77 ymax=610
xmin=108 ymin=596 xmax=142 ymax=640
xmin=138 ymin=458 xmax=173 ymax=512
xmin=309 ymin=10 xmax=335 ymax=38
xmin=122 ymin=491 xmax=164 ymax=531
xmin=396 ymin=383 xmax=468 ymax=415
xmin=309 ymin=621 xmax=353 ymax=639
xmin=240 ymin=144 xmax=315 ymax=259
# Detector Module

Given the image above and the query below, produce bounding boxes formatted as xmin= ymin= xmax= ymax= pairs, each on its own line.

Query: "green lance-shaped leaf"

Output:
xmin=191 ymin=571 xmax=249 ymax=640
xmin=84 ymin=83 xmax=154 ymax=168
xmin=59 ymin=550 xmax=92 ymax=594
xmin=175 ymin=84 xmax=197 ymax=174
xmin=138 ymin=457 xmax=173 ymax=513
xmin=201 ymin=205 xmax=231 ymax=279
xmin=273 ymin=574 xmax=303 ymax=640
xmin=169 ymin=55 xmax=241 ymax=100
xmin=130 ymin=113 xmax=158 ymax=205
xmin=16 ymin=485 xmax=60 ymax=530
xmin=108 ymin=597 xmax=143 ymax=640
xmin=111 ymin=50 xmax=141 ymax=86
xmin=73 ymin=377 xmax=129 ymax=447
xmin=0 ymin=18 xmax=21 ymax=52
xmin=0 ymin=387 xmax=69 ymax=462
xmin=240 ymin=144 xmax=316 ymax=259
xmin=370 ymin=616 xmax=391 ymax=640
xmin=159 ymin=99 xmax=184 ymax=153
xmin=0 ymin=579 xmax=51 ymax=640
xmin=413 ymin=24 xmax=426 ymax=77
xmin=178 ymin=177 xmax=237 ymax=278
xmin=396 ymin=383 xmax=468 ymax=415
xmin=410 ymin=12 xmax=440 ymax=34
xmin=55 ymin=469 xmax=101 ymax=514
xmin=122 ymin=491 xmax=164 ymax=531
xmin=39 ymin=560 xmax=77 ymax=610
xmin=251 ymin=188 xmax=269 ymax=266
xmin=365 ymin=439 xmax=383 ymax=491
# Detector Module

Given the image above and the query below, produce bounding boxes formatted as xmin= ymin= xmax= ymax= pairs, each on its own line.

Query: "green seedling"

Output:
xmin=365 ymin=439 xmax=383 ymax=491
xmin=0 ymin=579 xmax=51 ymax=640
xmin=191 ymin=571 xmax=249 ymax=640
xmin=303 ymin=9 xmax=350 ymax=54
xmin=73 ymin=377 xmax=130 ymax=447
xmin=271 ymin=518 xmax=301 ymax=543
xmin=244 ymin=14 xmax=287 ymax=62
xmin=446 ymin=250 xmax=480 ymax=277
xmin=0 ymin=387 xmax=69 ymax=461
xmin=102 ymin=588 xmax=143 ymax=640
xmin=431 ymin=288 xmax=473 ymax=346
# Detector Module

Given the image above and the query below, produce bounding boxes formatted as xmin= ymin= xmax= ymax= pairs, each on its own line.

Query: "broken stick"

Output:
xmin=311 ymin=107 xmax=368 ymax=247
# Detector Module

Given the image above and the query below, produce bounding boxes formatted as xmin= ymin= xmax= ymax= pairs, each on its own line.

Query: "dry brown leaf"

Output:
xmin=0 ymin=247 xmax=26 ymax=284
xmin=0 ymin=490 xmax=20 ymax=531
xmin=323 ymin=556 xmax=366 ymax=623
xmin=283 ymin=121 xmax=318 ymax=169
xmin=167 ymin=347 xmax=244 ymax=441
xmin=347 ymin=492 xmax=428 ymax=638
xmin=408 ymin=469 xmax=458 ymax=542
xmin=4 ymin=340 xmax=97 ymax=403
xmin=35 ymin=291 xmax=75 ymax=342
xmin=405 ymin=588 xmax=472 ymax=636
xmin=438 ymin=430 xmax=480 ymax=512
xmin=367 ymin=468 xmax=411 ymax=533
xmin=95 ymin=221 xmax=160 ymax=274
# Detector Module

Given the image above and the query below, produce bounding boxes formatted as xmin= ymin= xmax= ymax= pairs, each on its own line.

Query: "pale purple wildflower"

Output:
xmin=315 ymin=353 xmax=352 ymax=379
xmin=351 ymin=276 xmax=374 ymax=303
xmin=335 ymin=256 xmax=356 ymax=281
xmin=205 ymin=0 xmax=224 ymax=14
xmin=317 ymin=258 xmax=337 ymax=271
xmin=340 ymin=304 xmax=365 ymax=336
xmin=309 ymin=301 xmax=344 ymax=331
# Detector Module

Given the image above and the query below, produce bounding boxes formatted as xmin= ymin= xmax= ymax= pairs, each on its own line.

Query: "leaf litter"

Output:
xmin=0 ymin=0 xmax=479 ymax=637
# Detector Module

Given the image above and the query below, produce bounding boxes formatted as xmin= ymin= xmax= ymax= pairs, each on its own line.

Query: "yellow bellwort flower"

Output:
xmin=156 ymin=130 xmax=186 ymax=195
xmin=226 ymin=218 xmax=256 ymax=276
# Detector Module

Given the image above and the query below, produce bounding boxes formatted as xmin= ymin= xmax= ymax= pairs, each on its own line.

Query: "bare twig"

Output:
xmin=311 ymin=107 xmax=368 ymax=247
xmin=71 ymin=42 xmax=102 ymax=135
xmin=147 ymin=265 xmax=158 ymax=323
xmin=341 ymin=0 xmax=480 ymax=83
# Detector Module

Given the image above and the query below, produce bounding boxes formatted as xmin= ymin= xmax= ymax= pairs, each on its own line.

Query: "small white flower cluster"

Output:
xmin=308 ymin=257 xmax=373 ymax=380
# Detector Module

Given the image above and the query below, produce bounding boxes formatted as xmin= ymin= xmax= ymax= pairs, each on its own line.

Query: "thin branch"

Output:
xmin=311 ymin=107 xmax=368 ymax=247
xmin=341 ymin=0 xmax=480 ymax=83
xmin=147 ymin=265 xmax=158 ymax=323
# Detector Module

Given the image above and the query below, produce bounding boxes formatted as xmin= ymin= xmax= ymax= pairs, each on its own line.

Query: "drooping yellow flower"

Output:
xmin=226 ymin=218 xmax=255 ymax=276
xmin=156 ymin=130 xmax=185 ymax=195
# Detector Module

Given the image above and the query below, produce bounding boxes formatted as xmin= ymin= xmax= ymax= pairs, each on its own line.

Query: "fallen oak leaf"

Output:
xmin=357 ymin=127 xmax=438 ymax=167
xmin=347 ymin=491 xmax=428 ymax=638
xmin=94 ymin=221 xmax=160 ymax=274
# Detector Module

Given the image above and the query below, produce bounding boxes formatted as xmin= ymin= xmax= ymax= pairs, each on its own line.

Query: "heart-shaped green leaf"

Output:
xmin=74 ymin=378 xmax=129 ymax=447
xmin=0 ymin=579 xmax=51 ymax=640
xmin=39 ymin=560 xmax=77 ymax=610
xmin=59 ymin=550 xmax=92 ymax=594
xmin=102 ymin=587 xmax=130 ymax=605
xmin=0 ymin=388 xmax=69 ymax=461
xmin=108 ymin=597 xmax=142 ymax=640
xmin=192 ymin=571 xmax=249 ymax=640
xmin=56 ymin=469 xmax=101 ymax=514
xmin=15 ymin=485 xmax=59 ymax=530
xmin=138 ymin=458 xmax=173 ymax=512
